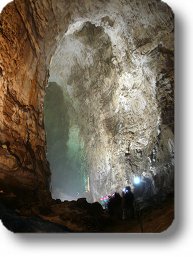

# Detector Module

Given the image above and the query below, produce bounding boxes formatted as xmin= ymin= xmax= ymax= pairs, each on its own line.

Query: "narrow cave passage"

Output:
xmin=44 ymin=82 xmax=89 ymax=201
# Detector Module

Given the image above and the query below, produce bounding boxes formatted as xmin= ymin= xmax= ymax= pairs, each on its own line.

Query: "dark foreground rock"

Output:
xmin=0 ymin=197 xmax=110 ymax=232
xmin=0 ymin=194 xmax=174 ymax=233
xmin=0 ymin=203 xmax=71 ymax=233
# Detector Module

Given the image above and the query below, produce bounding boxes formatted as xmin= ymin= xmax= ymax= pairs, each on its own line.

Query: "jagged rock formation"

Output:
xmin=0 ymin=0 xmax=174 ymax=209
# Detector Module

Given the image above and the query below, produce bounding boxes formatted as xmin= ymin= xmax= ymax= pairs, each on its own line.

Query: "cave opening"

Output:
xmin=44 ymin=82 xmax=89 ymax=201
xmin=43 ymin=16 xmax=175 ymax=203
xmin=44 ymin=21 xmax=117 ymax=202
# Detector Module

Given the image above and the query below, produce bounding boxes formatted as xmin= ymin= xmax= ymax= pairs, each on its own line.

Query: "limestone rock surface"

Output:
xmin=0 ymin=0 xmax=174 ymax=203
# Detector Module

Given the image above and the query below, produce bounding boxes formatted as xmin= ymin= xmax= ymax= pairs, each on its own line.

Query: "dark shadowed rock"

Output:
xmin=0 ymin=203 xmax=71 ymax=233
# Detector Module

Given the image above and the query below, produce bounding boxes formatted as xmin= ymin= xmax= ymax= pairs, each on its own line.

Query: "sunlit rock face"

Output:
xmin=0 ymin=0 xmax=174 ymax=203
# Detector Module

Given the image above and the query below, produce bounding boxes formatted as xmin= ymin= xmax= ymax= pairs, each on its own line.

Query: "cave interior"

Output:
xmin=0 ymin=0 xmax=174 ymax=232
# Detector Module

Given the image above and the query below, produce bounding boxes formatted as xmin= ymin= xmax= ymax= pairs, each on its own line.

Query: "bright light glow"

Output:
xmin=134 ymin=176 xmax=141 ymax=185
xmin=122 ymin=188 xmax=129 ymax=193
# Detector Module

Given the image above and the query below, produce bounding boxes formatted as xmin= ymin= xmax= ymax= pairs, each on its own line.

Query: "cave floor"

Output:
xmin=37 ymin=195 xmax=174 ymax=233
xmin=0 ymin=193 xmax=174 ymax=233
xmin=103 ymin=196 xmax=174 ymax=233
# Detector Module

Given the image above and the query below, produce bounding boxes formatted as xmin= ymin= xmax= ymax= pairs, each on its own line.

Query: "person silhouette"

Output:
xmin=107 ymin=192 xmax=122 ymax=219
xmin=122 ymin=186 xmax=134 ymax=220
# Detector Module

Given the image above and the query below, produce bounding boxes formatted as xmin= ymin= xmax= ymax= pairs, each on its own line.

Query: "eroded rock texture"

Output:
xmin=0 ymin=0 xmax=174 ymax=205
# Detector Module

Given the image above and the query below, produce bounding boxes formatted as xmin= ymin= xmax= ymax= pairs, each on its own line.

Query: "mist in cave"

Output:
xmin=44 ymin=82 xmax=89 ymax=201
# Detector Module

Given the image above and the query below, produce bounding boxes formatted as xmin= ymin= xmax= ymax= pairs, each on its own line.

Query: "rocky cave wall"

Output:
xmin=0 ymin=0 xmax=174 ymax=203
